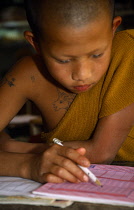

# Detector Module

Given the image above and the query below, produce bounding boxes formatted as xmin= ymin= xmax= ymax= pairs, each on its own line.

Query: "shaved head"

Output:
xmin=24 ymin=0 xmax=115 ymax=39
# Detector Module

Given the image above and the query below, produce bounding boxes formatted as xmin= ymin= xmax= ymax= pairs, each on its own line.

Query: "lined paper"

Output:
xmin=33 ymin=164 xmax=134 ymax=207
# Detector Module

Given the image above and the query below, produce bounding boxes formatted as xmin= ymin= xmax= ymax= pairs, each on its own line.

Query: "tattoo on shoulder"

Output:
xmin=0 ymin=77 xmax=16 ymax=87
xmin=53 ymin=88 xmax=76 ymax=111
xmin=31 ymin=75 xmax=36 ymax=82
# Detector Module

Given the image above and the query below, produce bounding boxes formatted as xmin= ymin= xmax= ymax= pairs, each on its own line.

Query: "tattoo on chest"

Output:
xmin=53 ymin=88 xmax=76 ymax=111
xmin=0 ymin=77 xmax=16 ymax=87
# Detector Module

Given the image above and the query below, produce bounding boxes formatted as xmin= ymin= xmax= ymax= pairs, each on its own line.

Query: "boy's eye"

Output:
xmin=92 ymin=53 xmax=103 ymax=58
xmin=56 ymin=59 xmax=71 ymax=64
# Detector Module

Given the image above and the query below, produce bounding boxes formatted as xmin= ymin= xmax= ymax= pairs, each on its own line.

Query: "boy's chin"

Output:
xmin=67 ymin=88 xmax=82 ymax=94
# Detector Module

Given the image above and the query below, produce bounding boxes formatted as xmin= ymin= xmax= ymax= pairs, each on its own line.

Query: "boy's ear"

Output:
xmin=112 ymin=16 xmax=122 ymax=36
xmin=24 ymin=31 xmax=40 ymax=54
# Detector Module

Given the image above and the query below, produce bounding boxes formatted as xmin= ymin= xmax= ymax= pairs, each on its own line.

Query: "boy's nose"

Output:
xmin=72 ymin=60 xmax=91 ymax=82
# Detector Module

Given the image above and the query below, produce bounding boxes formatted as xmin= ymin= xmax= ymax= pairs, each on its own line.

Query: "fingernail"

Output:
xmin=83 ymin=175 xmax=89 ymax=182
xmin=82 ymin=160 xmax=90 ymax=167
xmin=76 ymin=179 xmax=81 ymax=183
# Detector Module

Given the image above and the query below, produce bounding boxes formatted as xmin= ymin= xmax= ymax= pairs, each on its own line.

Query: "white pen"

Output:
xmin=53 ymin=138 xmax=103 ymax=187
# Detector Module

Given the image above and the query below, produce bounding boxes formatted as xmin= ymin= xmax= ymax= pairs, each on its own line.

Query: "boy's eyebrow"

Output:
xmin=63 ymin=50 xmax=102 ymax=58
xmin=52 ymin=46 xmax=107 ymax=59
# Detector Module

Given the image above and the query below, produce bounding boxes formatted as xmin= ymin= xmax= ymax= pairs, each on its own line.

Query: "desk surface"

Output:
xmin=0 ymin=162 xmax=134 ymax=210
xmin=0 ymin=202 xmax=134 ymax=210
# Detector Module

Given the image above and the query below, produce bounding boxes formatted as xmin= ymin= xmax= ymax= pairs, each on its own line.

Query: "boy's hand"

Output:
xmin=28 ymin=144 xmax=90 ymax=183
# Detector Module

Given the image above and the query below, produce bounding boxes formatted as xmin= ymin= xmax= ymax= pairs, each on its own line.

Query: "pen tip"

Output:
xmin=95 ymin=179 xmax=103 ymax=187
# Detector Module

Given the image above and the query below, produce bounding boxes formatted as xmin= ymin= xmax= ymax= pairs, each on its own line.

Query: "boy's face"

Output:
xmin=30 ymin=16 xmax=121 ymax=94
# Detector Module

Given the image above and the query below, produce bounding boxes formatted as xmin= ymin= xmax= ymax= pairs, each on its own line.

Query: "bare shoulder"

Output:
xmin=0 ymin=55 xmax=47 ymax=98
xmin=5 ymin=55 xmax=44 ymax=80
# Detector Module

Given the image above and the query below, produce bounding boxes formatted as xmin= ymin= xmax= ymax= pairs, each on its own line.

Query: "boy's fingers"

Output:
xmin=38 ymin=145 xmax=90 ymax=183
xmin=59 ymin=146 xmax=90 ymax=167
xmin=50 ymin=165 xmax=79 ymax=183
xmin=54 ymin=155 xmax=89 ymax=182
xmin=75 ymin=147 xmax=86 ymax=155
xmin=41 ymin=173 xmax=65 ymax=183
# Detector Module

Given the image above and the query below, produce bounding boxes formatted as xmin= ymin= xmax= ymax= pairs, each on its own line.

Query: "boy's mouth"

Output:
xmin=73 ymin=84 xmax=92 ymax=92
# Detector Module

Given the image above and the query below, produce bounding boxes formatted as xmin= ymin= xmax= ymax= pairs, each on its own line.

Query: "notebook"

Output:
xmin=33 ymin=164 xmax=134 ymax=207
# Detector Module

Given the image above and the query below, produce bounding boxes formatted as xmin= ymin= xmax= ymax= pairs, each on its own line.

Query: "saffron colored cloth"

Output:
xmin=41 ymin=30 xmax=134 ymax=162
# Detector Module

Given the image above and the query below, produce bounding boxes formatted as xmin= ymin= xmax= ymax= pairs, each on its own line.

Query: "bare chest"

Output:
xmin=33 ymin=86 xmax=76 ymax=132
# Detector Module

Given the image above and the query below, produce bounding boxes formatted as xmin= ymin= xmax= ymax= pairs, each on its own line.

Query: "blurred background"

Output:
xmin=0 ymin=0 xmax=134 ymax=140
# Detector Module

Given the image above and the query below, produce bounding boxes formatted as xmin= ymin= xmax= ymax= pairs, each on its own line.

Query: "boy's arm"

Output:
xmin=0 ymin=59 xmax=29 ymax=131
xmin=0 ymin=131 xmax=48 ymax=153
xmin=0 ymin=56 xmax=46 ymax=154
xmin=63 ymin=102 xmax=134 ymax=163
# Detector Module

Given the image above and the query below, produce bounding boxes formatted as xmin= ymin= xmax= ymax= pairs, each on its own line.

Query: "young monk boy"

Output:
xmin=0 ymin=0 xmax=134 ymax=184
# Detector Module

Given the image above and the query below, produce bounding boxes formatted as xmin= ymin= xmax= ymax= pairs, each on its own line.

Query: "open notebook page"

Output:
xmin=33 ymin=164 xmax=134 ymax=207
